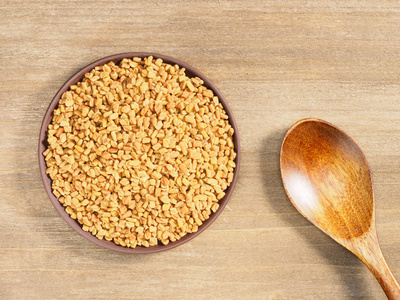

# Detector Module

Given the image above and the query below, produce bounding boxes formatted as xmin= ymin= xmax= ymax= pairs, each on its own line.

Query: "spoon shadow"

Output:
xmin=260 ymin=130 xmax=373 ymax=299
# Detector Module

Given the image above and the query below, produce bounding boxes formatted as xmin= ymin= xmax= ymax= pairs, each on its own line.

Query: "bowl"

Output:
xmin=38 ymin=53 xmax=240 ymax=253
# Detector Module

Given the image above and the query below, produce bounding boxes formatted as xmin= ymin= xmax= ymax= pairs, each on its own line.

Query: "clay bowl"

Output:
xmin=38 ymin=53 xmax=240 ymax=253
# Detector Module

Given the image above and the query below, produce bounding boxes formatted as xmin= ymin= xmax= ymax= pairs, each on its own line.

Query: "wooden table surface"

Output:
xmin=2 ymin=1 xmax=400 ymax=299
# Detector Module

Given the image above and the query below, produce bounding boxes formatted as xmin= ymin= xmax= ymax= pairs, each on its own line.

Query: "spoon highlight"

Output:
xmin=280 ymin=118 xmax=400 ymax=299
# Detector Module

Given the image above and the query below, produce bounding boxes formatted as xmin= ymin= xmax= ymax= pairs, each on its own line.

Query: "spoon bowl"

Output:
xmin=280 ymin=118 xmax=400 ymax=299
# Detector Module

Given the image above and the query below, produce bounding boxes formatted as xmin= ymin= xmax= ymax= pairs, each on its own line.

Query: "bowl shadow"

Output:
xmin=260 ymin=130 xmax=373 ymax=299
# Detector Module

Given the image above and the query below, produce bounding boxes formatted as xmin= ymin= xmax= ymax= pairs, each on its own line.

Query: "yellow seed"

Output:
xmin=184 ymin=115 xmax=195 ymax=124
xmin=177 ymin=218 xmax=185 ymax=227
xmin=60 ymin=133 xmax=67 ymax=143
xmin=151 ymin=171 xmax=162 ymax=180
xmin=120 ymin=178 xmax=130 ymax=186
xmin=186 ymin=80 xmax=194 ymax=92
xmin=65 ymin=99 xmax=74 ymax=107
xmin=128 ymin=160 xmax=141 ymax=167
xmin=110 ymin=112 xmax=119 ymax=120
xmin=193 ymin=195 xmax=207 ymax=201
xmin=82 ymin=107 xmax=89 ymax=116
xmin=160 ymin=196 xmax=170 ymax=204
xmin=207 ymin=178 xmax=218 ymax=185
xmin=75 ymin=145 xmax=84 ymax=153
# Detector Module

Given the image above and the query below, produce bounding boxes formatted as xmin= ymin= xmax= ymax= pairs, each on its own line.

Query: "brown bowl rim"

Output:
xmin=38 ymin=52 xmax=240 ymax=253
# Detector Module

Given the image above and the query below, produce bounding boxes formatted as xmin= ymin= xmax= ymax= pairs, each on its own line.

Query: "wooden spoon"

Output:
xmin=280 ymin=118 xmax=400 ymax=299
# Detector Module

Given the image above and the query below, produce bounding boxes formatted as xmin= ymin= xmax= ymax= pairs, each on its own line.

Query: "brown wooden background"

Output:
xmin=2 ymin=1 xmax=400 ymax=299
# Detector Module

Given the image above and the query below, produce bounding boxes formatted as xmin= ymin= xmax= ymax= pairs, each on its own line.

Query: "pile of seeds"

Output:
xmin=43 ymin=56 xmax=236 ymax=248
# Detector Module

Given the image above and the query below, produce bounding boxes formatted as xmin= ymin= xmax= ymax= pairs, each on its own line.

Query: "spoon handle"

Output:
xmin=355 ymin=232 xmax=400 ymax=300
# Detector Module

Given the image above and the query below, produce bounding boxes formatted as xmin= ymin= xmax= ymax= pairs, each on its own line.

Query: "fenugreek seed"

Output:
xmin=217 ymin=192 xmax=226 ymax=200
xmin=211 ymin=203 xmax=219 ymax=213
xmin=126 ymin=222 xmax=135 ymax=228
xmin=110 ymin=112 xmax=119 ymax=120
xmin=186 ymin=80 xmax=194 ymax=92
xmin=151 ymin=171 xmax=162 ymax=180
xmin=162 ymin=231 xmax=169 ymax=240
xmin=60 ymin=133 xmax=67 ymax=143
xmin=207 ymin=178 xmax=218 ymax=185
xmin=65 ymin=99 xmax=74 ymax=107
xmin=193 ymin=194 xmax=207 ymax=201
xmin=184 ymin=115 xmax=195 ymax=124
xmin=177 ymin=218 xmax=185 ymax=227
xmin=120 ymin=178 xmax=130 ymax=186
xmin=228 ymin=173 xmax=234 ymax=183
xmin=128 ymin=160 xmax=141 ymax=167
xmin=162 ymin=203 xmax=171 ymax=211
xmin=75 ymin=145 xmax=84 ymax=153
xmin=82 ymin=107 xmax=90 ymax=116
xmin=160 ymin=196 xmax=170 ymax=204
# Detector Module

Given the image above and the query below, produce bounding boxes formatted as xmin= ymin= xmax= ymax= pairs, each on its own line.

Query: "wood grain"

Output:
xmin=2 ymin=0 xmax=400 ymax=299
